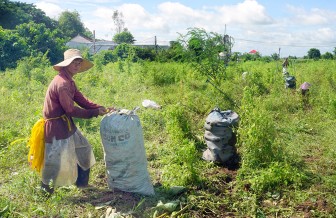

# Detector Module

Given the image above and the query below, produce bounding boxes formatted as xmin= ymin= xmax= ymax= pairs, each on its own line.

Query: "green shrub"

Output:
xmin=145 ymin=63 xmax=180 ymax=86
xmin=247 ymin=162 xmax=308 ymax=195
xmin=93 ymin=50 xmax=117 ymax=66
xmin=158 ymin=105 xmax=200 ymax=186
xmin=238 ymin=87 xmax=283 ymax=169
xmin=16 ymin=52 xmax=50 ymax=79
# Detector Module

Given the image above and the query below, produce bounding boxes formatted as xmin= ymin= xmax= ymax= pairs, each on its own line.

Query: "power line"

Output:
xmin=234 ymin=37 xmax=336 ymax=48
xmin=134 ymin=36 xmax=171 ymax=45
xmin=135 ymin=36 xmax=155 ymax=43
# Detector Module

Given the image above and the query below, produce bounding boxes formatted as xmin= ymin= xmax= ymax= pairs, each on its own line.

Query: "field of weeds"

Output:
xmin=0 ymin=59 xmax=335 ymax=217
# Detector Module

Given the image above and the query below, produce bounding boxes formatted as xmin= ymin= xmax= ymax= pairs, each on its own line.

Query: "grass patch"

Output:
xmin=0 ymin=60 xmax=336 ymax=217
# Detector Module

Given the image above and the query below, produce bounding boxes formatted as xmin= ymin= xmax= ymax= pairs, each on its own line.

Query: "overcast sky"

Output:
xmin=18 ymin=0 xmax=336 ymax=57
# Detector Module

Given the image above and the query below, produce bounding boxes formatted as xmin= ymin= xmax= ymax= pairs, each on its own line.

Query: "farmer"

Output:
xmin=41 ymin=49 xmax=113 ymax=194
xmin=282 ymin=57 xmax=289 ymax=75
xmin=299 ymin=82 xmax=311 ymax=108
xmin=282 ymin=57 xmax=289 ymax=68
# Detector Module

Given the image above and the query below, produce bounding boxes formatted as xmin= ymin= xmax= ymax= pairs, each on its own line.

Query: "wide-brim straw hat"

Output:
xmin=300 ymin=82 xmax=311 ymax=90
xmin=53 ymin=49 xmax=93 ymax=72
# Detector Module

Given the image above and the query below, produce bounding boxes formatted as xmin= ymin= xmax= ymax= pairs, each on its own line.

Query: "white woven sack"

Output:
xmin=100 ymin=109 xmax=154 ymax=195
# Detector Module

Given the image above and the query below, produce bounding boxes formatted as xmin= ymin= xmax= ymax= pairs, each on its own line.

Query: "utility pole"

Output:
xmin=155 ymin=36 xmax=158 ymax=53
xmin=93 ymin=30 xmax=96 ymax=54
xmin=223 ymin=24 xmax=231 ymax=66
xmin=276 ymin=47 xmax=281 ymax=72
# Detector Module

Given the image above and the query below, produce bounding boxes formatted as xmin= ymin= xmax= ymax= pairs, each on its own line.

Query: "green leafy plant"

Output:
xmin=178 ymin=27 xmax=233 ymax=85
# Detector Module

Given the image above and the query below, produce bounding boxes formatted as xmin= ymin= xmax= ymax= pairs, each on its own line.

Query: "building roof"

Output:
xmin=69 ymin=34 xmax=92 ymax=43
xmin=249 ymin=49 xmax=258 ymax=54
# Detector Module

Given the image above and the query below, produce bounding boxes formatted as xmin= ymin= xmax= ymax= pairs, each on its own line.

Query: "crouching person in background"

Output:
xmin=299 ymin=82 xmax=311 ymax=109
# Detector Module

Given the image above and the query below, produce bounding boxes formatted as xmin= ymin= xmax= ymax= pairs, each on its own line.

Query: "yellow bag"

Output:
xmin=27 ymin=118 xmax=45 ymax=173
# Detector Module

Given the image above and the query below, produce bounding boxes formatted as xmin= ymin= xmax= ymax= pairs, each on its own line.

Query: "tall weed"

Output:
xmin=144 ymin=63 xmax=181 ymax=86
xmin=236 ymin=70 xmax=310 ymax=199
xmin=159 ymin=105 xmax=200 ymax=186
xmin=238 ymin=87 xmax=282 ymax=169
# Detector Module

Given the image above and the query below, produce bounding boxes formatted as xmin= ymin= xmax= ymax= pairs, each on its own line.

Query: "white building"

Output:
xmin=66 ymin=34 xmax=170 ymax=54
xmin=66 ymin=35 xmax=117 ymax=54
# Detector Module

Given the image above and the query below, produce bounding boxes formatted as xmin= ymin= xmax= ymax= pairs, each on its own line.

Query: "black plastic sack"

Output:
xmin=202 ymin=108 xmax=239 ymax=163
xmin=285 ymin=76 xmax=296 ymax=88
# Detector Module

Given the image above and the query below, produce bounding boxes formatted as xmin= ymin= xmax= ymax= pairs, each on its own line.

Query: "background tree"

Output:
xmin=113 ymin=43 xmax=135 ymax=60
xmin=0 ymin=1 xmax=64 ymax=70
xmin=169 ymin=41 xmax=185 ymax=62
xmin=0 ymin=0 xmax=56 ymax=30
xmin=178 ymin=28 xmax=232 ymax=84
xmin=321 ymin=52 xmax=333 ymax=60
xmin=240 ymin=52 xmax=262 ymax=62
xmin=112 ymin=10 xmax=126 ymax=34
xmin=0 ymin=1 xmax=95 ymax=70
xmin=135 ymin=47 xmax=156 ymax=61
xmin=307 ymin=48 xmax=321 ymax=60
xmin=111 ymin=10 xmax=135 ymax=44
xmin=178 ymin=27 xmax=235 ymax=105
xmin=230 ymin=52 xmax=241 ymax=62
xmin=261 ymin=55 xmax=272 ymax=63
xmin=113 ymin=30 xmax=135 ymax=44
xmin=288 ymin=55 xmax=298 ymax=59
xmin=271 ymin=53 xmax=280 ymax=61
xmin=187 ymin=35 xmax=204 ymax=61
xmin=156 ymin=41 xmax=185 ymax=62
xmin=16 ymin=22 xmax=66 ymax=64
xmin=0 ymin=26 xmax=29 ymax=70
xmin=58 ymin=10 xmax=92 ymax=39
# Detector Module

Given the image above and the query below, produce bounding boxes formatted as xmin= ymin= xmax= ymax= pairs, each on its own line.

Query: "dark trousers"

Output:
xmin=75 ymin=165 xmax=90 ymax=187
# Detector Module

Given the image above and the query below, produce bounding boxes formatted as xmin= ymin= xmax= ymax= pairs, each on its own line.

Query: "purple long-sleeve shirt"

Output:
xmin=43 ymin=69 xmax=100 ymax=143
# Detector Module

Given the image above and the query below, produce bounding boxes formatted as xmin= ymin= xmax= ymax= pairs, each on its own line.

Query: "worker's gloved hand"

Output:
xmin=98 ymin=107 xmax=108 ymax=115
xmin=98 ymin=106 xmax=118 ymax=116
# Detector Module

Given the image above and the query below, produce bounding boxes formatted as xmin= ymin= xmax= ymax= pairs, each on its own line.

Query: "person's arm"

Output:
xmin=73 ymin=86 xmax=114 ymax=115
xmin=74 ymin=88 xmax=101 ymax=110
xmin=59 ymin=86 xmax=100 ymax=118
